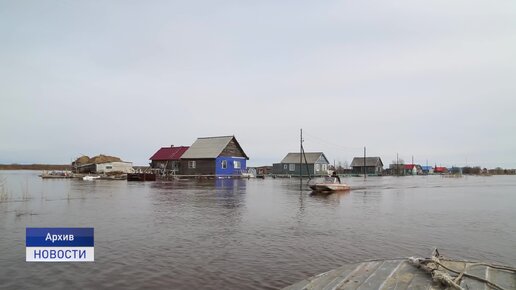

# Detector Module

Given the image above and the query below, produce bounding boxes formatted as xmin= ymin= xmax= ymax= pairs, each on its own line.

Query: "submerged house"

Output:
xmin=272 ymin=152 xmax=329 ymax=177
xmin=179 ymin=136 xmax=249 ymax=176
xmin=149 ymin=145 xmax=189 ymax=173
xmin=350 ymin=157 xmax=384 ymax=175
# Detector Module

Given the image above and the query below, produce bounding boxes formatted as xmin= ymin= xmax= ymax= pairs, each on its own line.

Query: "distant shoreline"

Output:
xmin=0 ymin=164 xmax=71 ymax=171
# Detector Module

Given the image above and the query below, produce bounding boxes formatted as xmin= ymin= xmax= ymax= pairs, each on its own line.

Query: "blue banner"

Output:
xmin=26 ymin=228 xmax=94 ymax=247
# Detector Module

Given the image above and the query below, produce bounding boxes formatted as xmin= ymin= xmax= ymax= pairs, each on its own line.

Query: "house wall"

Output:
xmin=314 ymin=160 xmax=329 ymax=176
xmin=151 ymin=160 xmax=180 ymax=171
xmin=215 ymin=156 xmax=247 ymax=176
xmin=76 ymin=164 xmax=96 ymax=173
xmin=96 ymin=162 xmax=134 ymax=173
xmin=179 ymin=159 xmax=215 ymax=175
xmin=352 ymin=166 xmax=383 ymax=174
xmin=272 ymin=163 xmax=317 ymax=176
xmin=272 ymin=163 xmax=284 ymax=175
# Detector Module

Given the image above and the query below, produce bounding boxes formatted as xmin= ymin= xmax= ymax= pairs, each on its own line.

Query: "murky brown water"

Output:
xmin=1 ymin=171 xmax=515 ymax=289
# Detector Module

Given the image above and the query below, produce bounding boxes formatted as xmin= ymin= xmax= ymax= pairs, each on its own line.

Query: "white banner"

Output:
xmin=26 ymin=247 xmax=94 ymax=262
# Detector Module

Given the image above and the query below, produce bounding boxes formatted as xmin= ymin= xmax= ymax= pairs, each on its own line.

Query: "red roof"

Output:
xmin=403 ymin=164 xmax=415 ymax=170
xmin=434 ymin=167 xmax=447 ymax=172
xmin=149 ymin=146 xmax=189 ymax=161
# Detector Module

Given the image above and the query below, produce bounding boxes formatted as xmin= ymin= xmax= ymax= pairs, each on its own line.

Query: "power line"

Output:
xmin=302 ymin=131 xmax=363 ymax=152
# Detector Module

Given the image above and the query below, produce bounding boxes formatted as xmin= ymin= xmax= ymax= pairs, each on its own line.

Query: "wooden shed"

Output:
xmin=350 ymin=157 xmax=384 ymax=175
xmin=272 ymin=152 xmax=329 ymax=177
xmin=179 ymin=136 xmax=249 ymax=176
xmin=149 ymin=146 xmax=189 ymax=173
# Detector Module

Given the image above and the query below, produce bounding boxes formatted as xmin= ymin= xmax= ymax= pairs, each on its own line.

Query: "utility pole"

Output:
xmin=364 ymin=146 xmax=367 ymax=180
xmin=396 ymin=153 xmax=399 ymax=177
xmin=300 ymin=128 xmax=303 ymax=188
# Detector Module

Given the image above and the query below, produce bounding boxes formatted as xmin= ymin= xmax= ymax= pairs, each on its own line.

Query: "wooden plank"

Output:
xmin=282 ymin=279 xmax=311 ymax=290
xmin=461 ymin=264 xmax=488 ymax=289
xmin=379 ymin=261 xmax=418 ymax=290
xmin=486 ymin=266 xmax=516 ymax=290
xmin=282 ymin=263 xmax=361 ymax=290
xmin=356 ymin=260 xmax=405 ymax=290
xmin=314 ymin=263 xmax=365 ymax=290
xmin=330 ymin=261 xmax=382 ymax=290
xmin=315 ymin=263 xmax=374 ymax=290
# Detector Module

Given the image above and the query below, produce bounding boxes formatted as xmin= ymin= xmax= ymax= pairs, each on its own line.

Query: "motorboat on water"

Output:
xmin=83 ymin=175 xmax=101 ymax=181
xmin=309 ymin=177 xmax=350 ymax=192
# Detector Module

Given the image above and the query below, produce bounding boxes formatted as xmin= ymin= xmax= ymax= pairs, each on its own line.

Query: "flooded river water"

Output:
xmin=1 ymin=171 xmax=515 ymax=289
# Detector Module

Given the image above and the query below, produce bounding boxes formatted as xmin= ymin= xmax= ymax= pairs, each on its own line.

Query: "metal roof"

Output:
xmin=181 ymin=136 xmax=248 ymax=159
xmin=350 ymin=157 xmax=383 ymax=167
xmin=280 ymin=152 xmax=328 ymax=164
xmin=149 ymin=146 xmax=189 ymax=161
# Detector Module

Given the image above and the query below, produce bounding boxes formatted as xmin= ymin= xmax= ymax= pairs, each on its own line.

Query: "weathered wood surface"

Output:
xmin=283 ymin=259 xmax=516 ymax=290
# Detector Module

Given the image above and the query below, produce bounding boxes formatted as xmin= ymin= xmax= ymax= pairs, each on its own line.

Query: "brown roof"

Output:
xmin=350 ymin=157 xmax=383 ymax=167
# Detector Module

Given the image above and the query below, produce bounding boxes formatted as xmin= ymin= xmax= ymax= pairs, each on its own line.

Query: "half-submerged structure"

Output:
xmin=179 ymin=136 xmax=249 ymax=177
xmin=149 ymin=145 xmax=189 ymax=174
xmin=350 ymin=157 xmax=384 ymax=175
xmin=272 ymin=152 xmax=330 ymax=177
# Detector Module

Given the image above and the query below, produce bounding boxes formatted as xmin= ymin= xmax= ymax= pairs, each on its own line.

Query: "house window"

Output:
xmin=221 ymin=160 xmax=227 ymax=169
xmin=188 ymin=161 xmax=196 ymax=169
xmin=106 ymin=166 xmax=112 ymax=169
xmin=315 ymin=164 xmax=320 ymax=171
xmin=234 ymin=161 xmax=241 ymax=169
xmin=283 ymin=164 xmax=288 ymax=170
xmin=289 ymin=164 xmax=295 ymax=171
xmin=322 ymin=164 xmax=327 ymax=171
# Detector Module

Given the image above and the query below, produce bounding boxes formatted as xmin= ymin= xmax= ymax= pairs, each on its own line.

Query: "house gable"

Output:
xmin=219 ymin=137 xmax=248 ymax=159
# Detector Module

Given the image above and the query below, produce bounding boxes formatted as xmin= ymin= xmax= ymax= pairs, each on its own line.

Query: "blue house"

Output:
xmin=179 ymin=136 xmax=249 ymax=176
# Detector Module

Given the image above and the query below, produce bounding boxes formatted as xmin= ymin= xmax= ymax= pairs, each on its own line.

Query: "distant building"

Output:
xmin=403 ymin=164 xmax=423 ymax=175
xmin=179 ymin=136 xmax=249 ymax=176
xmin=350 ymin=157 xmax=384 ymax=175
xmin=73 ymin=154 xmax=133 ymax=173
xmin=149 ymin=146 xmax=189 ymax=173
xmin=252 ymin=166 xmax=273 ymax=175
xmin=434 ymin=166 xmax=448 ymax=174
xmin=272 ymin=152 xmax=329 ymax=176
xmin=388 ymin=163 xmax=405 ymax=176
xmin=450 ymin=167 xmax=463 ymax=175
xmin=421 ymin=166 xmax=433 ymax=174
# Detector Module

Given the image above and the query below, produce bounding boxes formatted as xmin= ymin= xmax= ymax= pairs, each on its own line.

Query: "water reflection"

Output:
xmin=309 ymin=190 xmax=350 ymax=204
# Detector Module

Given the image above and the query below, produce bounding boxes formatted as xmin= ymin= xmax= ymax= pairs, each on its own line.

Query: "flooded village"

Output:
xmin=32 ymin=133 xmax=516 ymax=182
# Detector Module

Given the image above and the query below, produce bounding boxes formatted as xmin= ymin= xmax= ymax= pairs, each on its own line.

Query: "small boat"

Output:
xmin=283 ymin=249 xmax=516 ymax=290
xmin=39 ymin=170 xmax=74 ymax=179
xmin=309 ymin=177 xmax=350 ymax=192
xmin=83 ymin=175 xmax=100 ymax=181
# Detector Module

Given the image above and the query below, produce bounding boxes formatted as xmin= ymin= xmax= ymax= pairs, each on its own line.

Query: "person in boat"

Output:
xmin=331 ymin=171 xmax=341 ymax=183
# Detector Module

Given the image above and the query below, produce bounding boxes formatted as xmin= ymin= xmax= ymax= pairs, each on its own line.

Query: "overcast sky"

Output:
xmin=1 ymin=0 xmax=515 ymax=168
